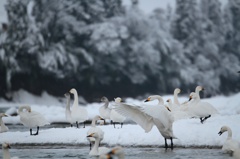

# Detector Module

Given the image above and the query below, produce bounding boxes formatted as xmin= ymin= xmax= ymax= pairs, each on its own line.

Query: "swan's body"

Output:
xmin=188 ymin=92 xmax=218 ymax=123
xmin=87 ymin=133 xmax=110 ymax=156
xmin=69 ymin=88 xmax=88 ymax=128
xmin=18 ymin=105 xmax=49 ymax=135
xmin=64 ymin=92 xmax=72 ymax=125
xmin=87 ymin=115 xmax=104 ymax=150
xmin=218 ymin=126 xmax=240 ymax=155
xmin=2 ymin=142 xmax=19 ymax=159
xmin=114 ymin=95 xmax=176 ymax=149
xmin=0 ymin=113 xmax=9 ymax=133
xmin=99 ymin=96 xmax=111 ymax=124
xmin=110 ymin=97 xmax=126 ymax=128
xmin=99 ymin=146 xmax=125 ymax=159
xmin=166 ymin=99 xmax=190 ymax=121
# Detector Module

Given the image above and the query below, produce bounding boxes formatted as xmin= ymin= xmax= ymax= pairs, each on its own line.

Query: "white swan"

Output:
xmin=110 ymin=97 xmax=126 ymax=128
xmin=218 ymin=126 xmax=240 ymax=155
xmin=64 ymin=92 xmax=73 ymax=126
xmin=86 ymin=133 xmax=110 ymax=156
xmin=173 ymin=88 xmax=181 ymax=105
xmin=113 ymin=95 xmax=176 ymax=149
xmin=99 ymin=146 xmax=125 ymax=159
xmin=87 ymin=115 xmax=104 ymax=150
xmin=166 ymin=99 xmax=190 ymax=121
xmin=2 ymin=142 xmax=19 ymax=159
xmin=99 ymin=96 xmax=111 ymax=124
xmin=0 ymin=113 xmax=8 ymax=133
xmin=188 ymin=92 xmax=218 ymax=123
xmin=69 ymin=88 xmax=88 ymax=128
xmin=195 ymin=86 xmax=204 ymax=99
xmin=18 ymin=105 xmax=49 ymax=135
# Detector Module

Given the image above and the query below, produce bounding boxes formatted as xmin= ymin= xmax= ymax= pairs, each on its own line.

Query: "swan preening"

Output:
xmin=218 ymin=126 xmax=240 ymax=156
xmin=99 ymin=96 xmax=111 ymax=124
xmin=18 ymin=105 xmax=49 ymax=135
xmin=114 ymin=95 xmax=176 ymax=149
xmin=68 ymin=88 xmax=88 ymax=128
xmin=87 ymin=115 xmax=104 ymax=150
xmin=2 ymin=142 xmax=19 ymax=159
xmin=0 ymin=113 xmax=9 ymax=133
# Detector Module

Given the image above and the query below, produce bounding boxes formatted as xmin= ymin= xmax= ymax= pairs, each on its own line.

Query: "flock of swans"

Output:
xmin=1 ymin=86 xmax=240 ymax=159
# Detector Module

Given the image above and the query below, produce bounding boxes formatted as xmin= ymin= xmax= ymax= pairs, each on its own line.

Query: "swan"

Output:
xmin=113 ymin=95 xmax=176 ymax=149
xmin=173 ymin=88 xmax=181 ymax=105
xmin=166 ymin=99 xmax=190 ymax=121
xmin=86 ymin=133 xmax=110 ymax=156
xmin=99 ymin=146 xmax=125 ymax=159
xmin=110 ymin=97 xmax=126 ymax=128
xmin=99 ymin=96 xmax=111 ymax=124
xmin=69 ymin=88 xmax=88 ymax=128
xmin=188 ymin=92 xmax=218 ymax=123
xmin=2 ymin=142 xmax=19 ymax=159
xmin=218 ymin=126 xmax=240 ymax=155
xmin=18 ymin=105 xmax=49 ymax=135
xmin=64 ymin=92 xmax=73 ymax=126
xmin=195 ymin=86 xmax=204 ymax=98
xmin=0 ymin=113 xmax=8 ymax=133
xmin=87 ymin=115 xmax=104 ymax=150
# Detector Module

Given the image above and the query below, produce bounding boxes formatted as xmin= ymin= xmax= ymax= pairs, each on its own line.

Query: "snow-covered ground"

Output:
xmin=0 ymin=89 xmax=240 ymax=148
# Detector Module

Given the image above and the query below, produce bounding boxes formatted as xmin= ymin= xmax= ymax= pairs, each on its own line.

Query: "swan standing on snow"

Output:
xmin=114 ymin=95 xmax=176 ymax=149
xmin=18 ymin=105 xmax=49 ymax=135
xmin=2 ymin=142 xmax=19 ymax=159
xmin=0 ymin=113 xmax=8 ymax=133
xmin=218 ymin=126 xmax=240 ymax=155
xmin=69 ymin=88 xmax=88 ymax=128
xmin=188 ymin=92 xmax=218 ymax=123
xmin=110 ymin=97 xmax=126 ymax=128
xmin=99 ymin=96 xmax=111 ymax=124
xmin=87 ymin=115 xmax=104 ymax=150
xmin=86 ymin=133 xmax=110 ymax=156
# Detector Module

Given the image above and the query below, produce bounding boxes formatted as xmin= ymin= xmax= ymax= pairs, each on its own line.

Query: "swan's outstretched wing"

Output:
xmin=142 ymin=104 xmax=174 ymax=129
xmin=113 ymin=103 xmax=154 ymax=132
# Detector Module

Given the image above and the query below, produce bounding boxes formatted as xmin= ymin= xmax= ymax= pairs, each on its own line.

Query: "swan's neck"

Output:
xmin=3 ymin=148 xmax=11 ymax=159
xmin=72 ymin=92 xmax=79 ymax=109
xmin=174 ymin=93 xmax=180 ymax=105
xmin=92 ymin=137 xmax=100 ymax=154
xmin=156 ymin=97 xmax=164 ymax=105
xmin=104 ymin=100 xmax=109 ymax=108
xmin=91 ymin=117 xmax=98 ymax=127
xmin=0 ymin=118 xmax=6 ymax=128
xmin=227 ymin=128 xmax=233 ymax=139
xmin=66 ymin=97 xmax=71 ymax=111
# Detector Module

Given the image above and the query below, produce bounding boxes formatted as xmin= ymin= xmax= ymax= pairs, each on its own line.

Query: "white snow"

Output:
xmin=0 ymin=90 xmax=240 ymax=148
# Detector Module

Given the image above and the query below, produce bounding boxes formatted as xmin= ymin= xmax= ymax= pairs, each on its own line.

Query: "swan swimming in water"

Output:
xmin=110 ymin=97 xmax=126 ymax=128
xmin=18 ymin=105 xmax=49 ymax=135
xmin=87 ymin=115 xmax=104 ymax=150
xmin=218 ymin=126 xmax=240 ymax=156
xmin=0 ymin=113 xmax=8 ymax=133
xmin=99 ymin=96 xmax=111 ymax=124
xmin=114 ymin=95 xmax=176 ymax=149
xmin=69 ymin=88 xmax=88 ymax=128
xmin=2 ymin=142 xmax=19 ymax=159
xmin=86 ymin=133 xmax=110 ymax=156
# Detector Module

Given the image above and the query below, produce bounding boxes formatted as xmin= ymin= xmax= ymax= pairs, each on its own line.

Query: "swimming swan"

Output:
xmin=99 ymin=96 xmax=111 ymax=124
xmin=218 ymin=126 xmax=240 ymax=155
xmin=188 ymin=92 xmax=218 ymax=123
xmin=86 ymin=133 xmax=110 ymax=156
xmin=87 ymin=115 xmax=104 ymax=150
xmin=113 ymin=95 xmax=176 ymax=149
xmin=110 ymin=97 xmax=126 ymax=128
xmin=18 ymin=105 xmax=49 ymax=135
xmin=2 ymin=142 xmax=19 ymax=159
xmin=0 ymin=113 xmax=8 ymax=133
xmin=69 ymin=88 xmax=88 ymax=128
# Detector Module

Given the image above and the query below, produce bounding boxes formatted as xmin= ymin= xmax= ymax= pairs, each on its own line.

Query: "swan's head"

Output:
xmin=2 ymin=142 xmax=11 ymax=149
xmin=0 ymin=113 xmax=8 ymax=118
xmin=101 ymin=96 xmax=108 ymax=102
xmin=144 ymin=95 xmax=162 ymax=102
xmin=174 ymin=88 xmax=181 ymax=94
xmin=87 ymin=133 xmax=99 ymax=138
xmin=166 ymin=99 xmax=172 ymax=103
xmin=189 ymin=92 xmax=197 ymax=101
xmin=69 ymin=88 xmax=77 ymax=94
xmin=218 ymin=126 xmax=229 ymax=136
xmin=109 ymin=146 xmax=124 ymax=156
xmin=114 ymin=97 xmax=122 ymax=103
xmin=64 ymin=92 xmax=70 ymax=98
xmin=195 ymin=86 xmax=204 ymax=92
xmin=95 ymin=115 xmax=104 ymax=121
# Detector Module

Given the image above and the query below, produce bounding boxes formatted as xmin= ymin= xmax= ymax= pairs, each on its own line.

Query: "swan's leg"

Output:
xmin=164 ymin=138 xmax=168 ymax=149
xmin=30 ymin=129 xmax=33 ymax=135
xmin=70 ymin=124 xmax=73 ymax=127
xmin=121 ymin=123 xmax=123 ymax=128
xmin=83 ymin=121 xmax=85 ymax=128
xmin=104 ymin=119 xmax=106 ymax=125
xmin=33 ymin=126 xmax=39 ymax=135
xmin=76 ymin=121 xmax=79 ymax=128
xmin=170 ymin=137 xmax=173 ymax=150
xmin=113 ymin=122 xmax=116 ymax=128
xmin=203 ymin=115 xmax=211 ymax=123
xmin=200 ymin=118 xmax=204 ymax=124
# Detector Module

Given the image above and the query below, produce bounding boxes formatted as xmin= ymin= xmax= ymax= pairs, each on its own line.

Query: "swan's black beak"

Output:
xmin=202 ymin=87 xmax=205 ymax=91
xmin=144 ymin=97 xmax=150 ymax=102
xmin=86 ymin=134 xmax=92 ymax=138
xmin=99 ymin=117 xmax=105 ymax=120
xmin=218 ymin=131 xmax=223 ymax=136
xmin=188 ymin=97 xmax=192 ymax=101
xmin=4 ymin=114 xmax=8 ymax=117
xmin=7 ymin=145 xmax=11 ymax=149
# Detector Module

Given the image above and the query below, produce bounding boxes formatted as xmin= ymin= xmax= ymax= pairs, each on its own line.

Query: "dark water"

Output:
xmin=0 ymin=147 xmax=232 ymax=159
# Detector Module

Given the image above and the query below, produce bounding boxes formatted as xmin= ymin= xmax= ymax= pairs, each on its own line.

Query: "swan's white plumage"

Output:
xmin=173 ymin=88 xmax=181 ymax=105
xmin=2 ymin=142 xmax=19 ymax=159
xmin=18 ymin=106 xmax=49 ymax=128
xmin=87 ymin=133 xmax=110 ymax=156
xmin=99 ymin=96 xmax=111 ymax=120
xmin=110 ymin=98 xmax=126 ymax=124
xmin=0 ymin=113 xmax=9 ymax=133
xmin=69 ymin=88 xmax=88 ymax=124
xmin=64 ymin=92 xmax=72 ymax=124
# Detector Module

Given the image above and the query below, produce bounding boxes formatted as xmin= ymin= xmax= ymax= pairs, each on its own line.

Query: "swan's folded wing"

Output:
xmin=113 ymin=103 xmax=154 ymax=132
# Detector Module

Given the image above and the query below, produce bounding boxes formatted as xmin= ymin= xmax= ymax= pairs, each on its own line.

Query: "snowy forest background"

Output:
xmin=0 ymin=0 xmax=240 ymax=102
